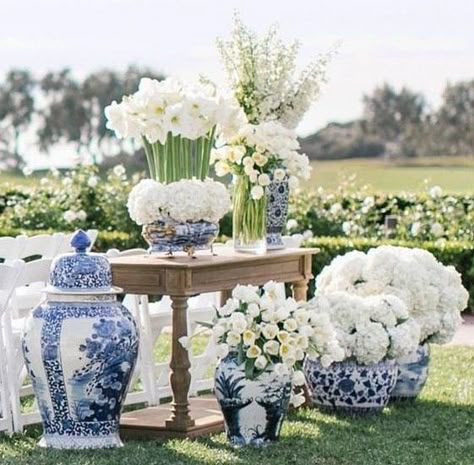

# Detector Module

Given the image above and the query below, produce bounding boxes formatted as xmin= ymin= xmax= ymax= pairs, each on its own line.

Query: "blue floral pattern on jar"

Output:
xmin=266 ymin=177 xmax=289 ymax=250
xmin=304 ymin=358 xmax=398 ymax=416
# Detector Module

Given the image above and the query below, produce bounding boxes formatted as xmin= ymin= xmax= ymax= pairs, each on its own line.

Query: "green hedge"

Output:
xmin=2 ymin=228 xmax=472 ymax=311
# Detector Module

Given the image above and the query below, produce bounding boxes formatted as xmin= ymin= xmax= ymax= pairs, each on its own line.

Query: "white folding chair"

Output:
xmin=6 ymin=259 xmax=52 ymax=432
xmin=0 ymin=260 xmax=24 ymax=434
xmin=17 ymin=233 xmax=64 ymax=261
xmin=0 ymin=237 xmax=25 ymax=263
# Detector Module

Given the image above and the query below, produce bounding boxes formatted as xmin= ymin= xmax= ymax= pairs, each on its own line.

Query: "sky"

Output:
xmin=2 ymin=0 xmax=474 ymax=167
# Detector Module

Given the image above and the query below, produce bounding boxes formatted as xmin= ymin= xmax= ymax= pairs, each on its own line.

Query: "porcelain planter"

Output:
xmin=21 ymin=230 xmax=139 ymax=449
xmin=266 ymin=177 xmax=289 ymax=250
xmin=391 ymin=344 xmax=430 ymax=401
xmin=142 ymin=217 xmax=219 ymax=256
xmin=304 ymin=358 xmax=398 ymax=416
xmin=215 ymin=354 xmax=292 ymax=446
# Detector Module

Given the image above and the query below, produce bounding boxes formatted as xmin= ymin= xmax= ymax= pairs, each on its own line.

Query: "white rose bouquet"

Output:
xmin=105 ymin=76 xmax=245 ymax=183
xmin=315 ymin=246 xmax=469 ymax=345
xmin=127 ymin=178 xmax=231 ymax=225
xmin=306 ymin=292 xmax=420 ymax=365
xmin=201 ymin=281 xmax=343 ymax=407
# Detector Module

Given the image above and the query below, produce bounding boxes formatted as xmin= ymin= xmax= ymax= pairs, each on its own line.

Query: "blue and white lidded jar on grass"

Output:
xmin=22 ymin=230 xmax=139 ymax=449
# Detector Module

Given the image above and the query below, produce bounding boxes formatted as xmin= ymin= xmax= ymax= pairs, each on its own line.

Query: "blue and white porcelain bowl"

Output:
xmin=391 ymin=344 xmax=430 ymax=401
xmin=304 ymin=358 xmax=398 ymax=416
xmin=215 ymin=354 xmax=292 ymax=447
xmin=22 ymin=230 xmax=139 ymax=449
xmin=142 ymin=217 xmax=219 ymax=256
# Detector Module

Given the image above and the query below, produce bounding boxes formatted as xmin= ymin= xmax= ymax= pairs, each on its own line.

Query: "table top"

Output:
xmin=109 ymin=246 xmax=319 ymax=270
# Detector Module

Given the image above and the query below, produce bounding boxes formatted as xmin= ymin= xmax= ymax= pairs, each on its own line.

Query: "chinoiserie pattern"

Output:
xmin=304 ymin=358 xmax=398 ymax=416
xmin=142 ymin=218 xmax=219 ymax=255
xmin=266 ymin=178 xmax=289 ymax=250
xmin=215 ymin=354 xmax=292 ymax=446
xmin=391 ymin=344 xmax=430 ymax=400
xmin=22 ymin=301 xmax=139 ymax=449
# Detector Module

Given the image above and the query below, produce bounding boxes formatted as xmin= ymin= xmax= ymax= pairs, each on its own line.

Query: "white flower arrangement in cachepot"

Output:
xmin=127 ymin=178 xmax=231 ymax=255
xmin=105 ymin=76 xmax=241 ymax=255
xmin=314 ymin=246 xmax=469 ymax=400
xmin=183 ymin=281 xmax=343 ymax=446
xmin=304 ymin=292 xmax=421 ymax=416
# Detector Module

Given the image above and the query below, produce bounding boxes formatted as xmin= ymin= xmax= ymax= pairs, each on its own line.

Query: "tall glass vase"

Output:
xmin=232 ymin=175 xmax=267 ymax=254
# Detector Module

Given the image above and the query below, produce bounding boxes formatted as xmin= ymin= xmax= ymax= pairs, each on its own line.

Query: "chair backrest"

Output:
xmin=57 ymin=229 xmax=98 ymax=254
xmin=18 ymin=234 xmax=64 ymax=261
xmin=16 ymin=258 xmax=52 ymax=288
xmin=0 ymin=237 xmax=25 ymax=262
xmin=0 ymin=261 xmax=24 ymax=315
xmin=106 ymin=248 xmax=147 ymax=258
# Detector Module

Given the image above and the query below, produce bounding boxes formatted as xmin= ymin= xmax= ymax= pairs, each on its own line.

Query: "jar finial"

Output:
xmin=70 ymin=229 xmax=91 ymax=253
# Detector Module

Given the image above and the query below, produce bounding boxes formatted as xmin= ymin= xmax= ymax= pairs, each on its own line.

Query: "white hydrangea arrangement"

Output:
xmin=217 ymin=13 xmax=334 ymax=129
xmin=306 ymin=292 xmax=420 ymax=365
xmin=105 ymin=76 xmax=245 ymax=182
xmin=212 ymin=120 xmax=311 ymax=197
xmin=127 ymin=178 xmax=231 ymax=225
xmin=315 ymin=246 xmax=469 ymax=345
xmin=200 ymin=281 xmax=344 ymax=407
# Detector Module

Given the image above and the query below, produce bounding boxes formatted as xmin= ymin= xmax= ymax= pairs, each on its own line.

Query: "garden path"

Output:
xmin=451 ymin=315 xmax=474 ymax=346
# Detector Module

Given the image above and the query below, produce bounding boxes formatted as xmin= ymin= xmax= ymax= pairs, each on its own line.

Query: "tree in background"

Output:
xmin=0 ymin=70 xmax=36 ymax=169
xmin=436 ymin=80 xmax=474 ymax=156
xmin=362 ymin=83 xmax=426 ymax=157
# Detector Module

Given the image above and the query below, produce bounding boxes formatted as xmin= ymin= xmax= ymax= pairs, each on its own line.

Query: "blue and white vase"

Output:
xmin=215 ymin=354 xmax=292 ymax=446
xmin=266 ymin=177 xmax=289 ymax=250
xmin=142 ymin=217 xmax=219 ymax=256
xmin=22 ymin=230 xmax=139 ymax=449
xmin=391 ymin=344 xmax=430 ymax=400
xmin=304 ymin=358 xmax=397 ymax=416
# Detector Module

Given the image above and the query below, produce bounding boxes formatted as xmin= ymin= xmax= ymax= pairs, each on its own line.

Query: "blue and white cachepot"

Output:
xmin=391 ymin=344 xmax=430 ymax=401
xmin=22 ymin=230 xmax=139 ymax=449
xmin=266 ymin=177 xmax=289 ymax=250
xmin=304 ymin=358 xmax=398 ymax=416
xmin=215 ymin=354 xmax=292 ymax=447
xmin=142 ymin=217 xmax=219 ymax=256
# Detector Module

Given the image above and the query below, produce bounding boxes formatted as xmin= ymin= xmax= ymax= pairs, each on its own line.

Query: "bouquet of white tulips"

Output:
xmin=193 ymin=281 xmax=343 ymax=406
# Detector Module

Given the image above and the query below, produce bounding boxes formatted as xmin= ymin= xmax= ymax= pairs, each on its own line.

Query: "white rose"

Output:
xmin=255 ymin=355 xmax=268 ymax=370
xmin=250 ymin=185 xmax=264 ymax=200
xmin=226 ymin=331 xmax=241 ymax=347
xmin=293 ymin=370 xmax=306 ymax=387
xmin=262 ymin=323 xmax=279 ymax=340
xmin=288 ymin=176 xmax=299 ymax=190
xmin=247 ymin=303 xmax=260 ymax=318
xmin=263 ymin=340 xmax=280 ymax=356
xmin=63 ymin=210 xmax=76 ymax=223
xmin=258 ymin=173 xmax=271 ymax=187
xmin=246 ymin=345 xmax=262 ymax=358
xmin=273 ymin=168 xmax=286 ymax=181
xmin=217 ymin=343 xmax=229 ymax=358
xmin=283 ymin=318 xmax=298 ymax=332
xmin=87 ymin=176 xmax=99 ymax=188
xmin=243 ymin=330 xmax=256 ymax=346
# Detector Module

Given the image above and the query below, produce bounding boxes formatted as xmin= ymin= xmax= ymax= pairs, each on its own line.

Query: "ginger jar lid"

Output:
xmin=46 ymin=230 xmax=122 ymax=295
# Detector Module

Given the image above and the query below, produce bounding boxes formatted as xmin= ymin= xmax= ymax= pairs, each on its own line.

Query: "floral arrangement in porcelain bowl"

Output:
xmin=314 ymin=246 xmax=469 ymax=399
xmin=194 ymin=281 xmax=343 ymax=445
xmin=105 ymin=76 xmax=242 ymax=254
xmin=303 ymin=292 xmax=420 ymax=415
xmin=127 ymin=178 xmax=231 ymax=255
xmin=212 ymin=121 xmax=311 ymax=252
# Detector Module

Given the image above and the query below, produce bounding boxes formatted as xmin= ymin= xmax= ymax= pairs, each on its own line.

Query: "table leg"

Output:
xmin=166 ymin=295 xmax=195 ymax=430
xmin=292 ymin=280 xmax=309 ymax=302
xmin=220 ymin=289 xmax=232 ymax=306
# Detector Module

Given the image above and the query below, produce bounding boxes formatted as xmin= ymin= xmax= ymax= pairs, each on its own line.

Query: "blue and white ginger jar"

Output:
xmin=215 ymin=354 xmax=292 ymax=447
xmin=391 ymin=344 xmax=430 ymax=400
xmin=22 ymin=230 xmax=139 ymax=449
xmin=304 ymin=358 xmax=397 ymax=416
xmin=266 ymin=177 xmax=289 ymax=250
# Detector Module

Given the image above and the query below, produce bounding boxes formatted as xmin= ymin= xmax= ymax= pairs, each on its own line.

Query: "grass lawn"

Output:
xmin=308 ymin=156 xmax=474 ymax=193
xmin=1 ymin=345 xmax=474 ymax=465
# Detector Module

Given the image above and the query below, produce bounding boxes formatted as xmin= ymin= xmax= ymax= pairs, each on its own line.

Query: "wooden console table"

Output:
xmin=109 ymin=246 xmax=318 ymax=439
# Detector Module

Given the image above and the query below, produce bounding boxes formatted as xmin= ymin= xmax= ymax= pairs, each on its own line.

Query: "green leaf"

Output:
xmin=245 ymin=358 xmax=256 ymax=380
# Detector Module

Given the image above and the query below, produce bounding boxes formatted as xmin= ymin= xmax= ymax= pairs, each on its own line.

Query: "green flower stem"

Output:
xmin=143 ymin=130 xmax=217 ymax=183
xmin=233 ymin=175 xmax=266 ymax=244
